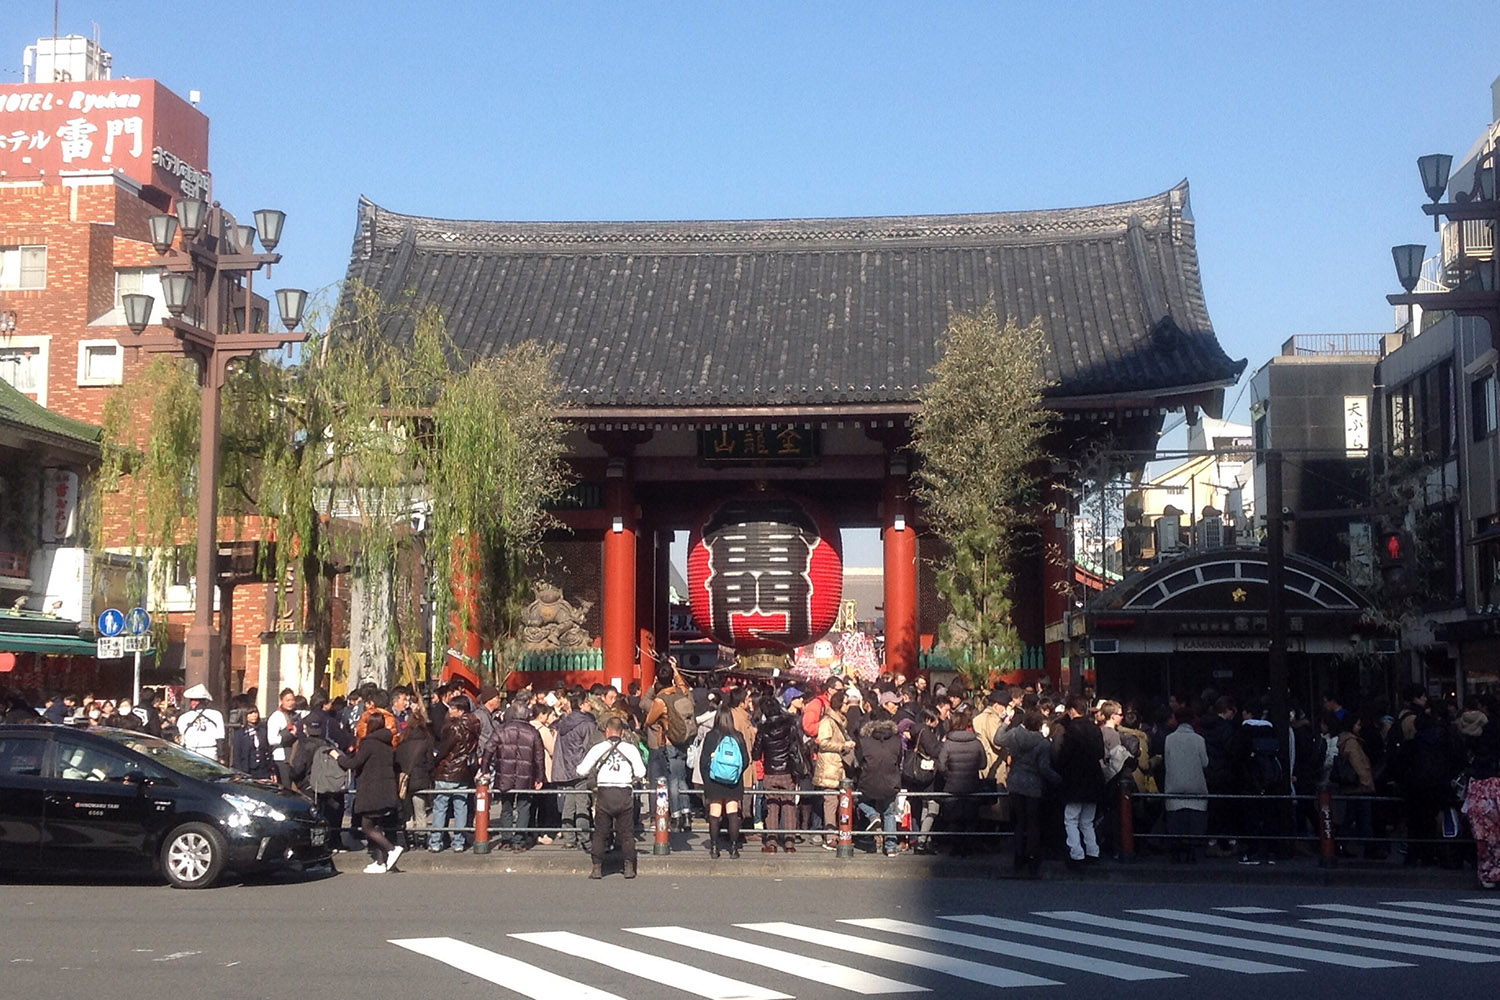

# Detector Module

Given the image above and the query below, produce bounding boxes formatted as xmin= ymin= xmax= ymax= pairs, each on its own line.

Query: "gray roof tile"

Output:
xmin=341 ymin=182 xmax=1245 ymax=409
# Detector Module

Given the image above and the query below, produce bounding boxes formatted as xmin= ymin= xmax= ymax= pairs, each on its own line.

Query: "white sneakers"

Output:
xmin=363 ymin=845 xmax=404 ymax=874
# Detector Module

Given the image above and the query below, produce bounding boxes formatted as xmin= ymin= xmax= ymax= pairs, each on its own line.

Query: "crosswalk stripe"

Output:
xmin=1215 ymin=907 xmax=1283 ymax=914
xmin=1306 ymin=917 xmax=1500 ymax=952
xmin=623 ymin=925 xmax=927 ymax=995
xmin=1460 ymin=897 xmax=1500 ymax=906
xmin=390 ymin=937 xmax=627 ymax=1000
xmin=1301 ymin=903 xmax=1500 ymax=933
xmin=1038 ymin=911 xmax=1406 ymax=969
xmin=1131 ymin=908 xmax=1488 ymax=964
xmin=1382 ymin=900 xmax=1500 ymax=919
xmin=841 ymin=918 xmax=1183 ymax=981
xmin=939 ymin=914 xmax=1296 ymax=975
xmin=511 ymin=931 xmax=790 ymax=1000
xmin=738 ymin=921 xmax=1061 ymax=989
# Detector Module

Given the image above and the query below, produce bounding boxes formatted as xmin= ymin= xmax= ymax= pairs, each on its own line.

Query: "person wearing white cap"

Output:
xmin=177 ymin=683 xmax=226 ymax=761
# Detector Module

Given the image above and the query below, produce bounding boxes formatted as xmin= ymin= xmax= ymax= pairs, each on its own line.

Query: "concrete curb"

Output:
xmin=331 ymin=840 xmax=1481 ymax=889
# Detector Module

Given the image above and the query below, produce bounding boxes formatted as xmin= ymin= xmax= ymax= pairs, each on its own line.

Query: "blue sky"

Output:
xmin=5 ymin=2 xmax=1497 ymax=565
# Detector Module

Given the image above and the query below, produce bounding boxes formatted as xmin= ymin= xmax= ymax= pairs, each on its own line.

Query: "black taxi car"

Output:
xmin=0 ymin=724 xmax=331 ymax=888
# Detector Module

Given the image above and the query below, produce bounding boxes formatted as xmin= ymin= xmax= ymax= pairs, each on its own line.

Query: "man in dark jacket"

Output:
xmin=429 ymin=696 xmax=479 ymax=852
xmin=493 ymin=700 xmax=546 ymax=850
xmin=551 ymin=692 xmax=597 ymax=848
xmin=855 ymin=694 xmax=904 ymax=856
xmin=1055 ymin=695 xmax=1105 ymax=867
xmin=1199 ymin=696 xmax=1239 ymax=855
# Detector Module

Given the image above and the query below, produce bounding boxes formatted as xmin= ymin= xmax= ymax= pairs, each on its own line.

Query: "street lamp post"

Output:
xmin=122 ymin=197 xmax=307 ymax=704
xmin=1387 ymin=148 xmax=1500 ymax=338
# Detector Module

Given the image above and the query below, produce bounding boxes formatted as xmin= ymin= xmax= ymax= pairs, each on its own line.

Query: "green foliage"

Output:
xmin=913 ymin=307 xmax=1054 ymax=690
xmin=90 ymin=282 xmax=570 ymax=685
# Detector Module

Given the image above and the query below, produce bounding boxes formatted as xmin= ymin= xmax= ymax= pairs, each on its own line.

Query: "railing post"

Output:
xmin=472 ymin=780 xmax=492 ymax=855
xmin=1318 ymin=783 xmax=1337 ymax=868
xmin=1118 ymin=782 xmax=1136 ymax=862
xmin=653 ymin=777 xmax=671 ymax=855
xmin=836 ymin=781 xmax=854 ymax=859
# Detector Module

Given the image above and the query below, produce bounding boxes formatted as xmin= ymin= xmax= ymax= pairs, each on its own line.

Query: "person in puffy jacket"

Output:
xmin=493 ymin=700 xmax=546 ymax=850
xmin=812 ymin=690 xmax=855 ymax=850
xmin=937 ymin=709 xmax=986 ymax=855
xmin=428 ymin=696 xmax=479 ymax=852
xmin=752 ymin=700 xmax=805 ymax=852
xmin=855 ymin=695 xmax=904 ymax=856
xmin=998 ymin=709 xmax=1060 ymax=875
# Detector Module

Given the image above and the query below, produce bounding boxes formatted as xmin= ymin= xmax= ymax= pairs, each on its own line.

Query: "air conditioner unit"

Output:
xmin=1372 ymin=638 xmax=1400 ymax=655
xmin=1090 ymin=638 xmax=1119 ymax=654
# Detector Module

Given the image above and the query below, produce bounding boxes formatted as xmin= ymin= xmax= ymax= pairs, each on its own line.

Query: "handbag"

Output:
xmin=901 ymin=744 xmax=936 ymax=786
xmin=1330 ymin=752 xmax=1360 ymax=788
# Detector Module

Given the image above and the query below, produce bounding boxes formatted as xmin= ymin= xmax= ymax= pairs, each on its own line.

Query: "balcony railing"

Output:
xmin=1280 ymin=333 xmax=1387 ymax=357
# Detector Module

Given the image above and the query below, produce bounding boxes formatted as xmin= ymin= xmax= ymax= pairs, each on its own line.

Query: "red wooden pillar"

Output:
xmin=1041 ymin=475 xmax=1070 ymax=691
xmin=442 ymin=533 xmax=483 ymax=694
xmin=635 ymin=523 xmax=658 ymax=685
xmin=882 ymin=460 xmax=918 ymax=678
xmin=603 ymin=457 xmax=638 ymax=691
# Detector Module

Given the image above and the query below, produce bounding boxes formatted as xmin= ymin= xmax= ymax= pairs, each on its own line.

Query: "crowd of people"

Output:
xmin=3 ymin=671 xmax=1499 ymax=888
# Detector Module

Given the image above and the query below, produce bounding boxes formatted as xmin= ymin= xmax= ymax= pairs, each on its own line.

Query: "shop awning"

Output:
xmin=0 ymin=632 xmax=99 ymax=656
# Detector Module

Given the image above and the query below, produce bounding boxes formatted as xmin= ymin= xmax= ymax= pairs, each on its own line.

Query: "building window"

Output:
xmin=0 ymin=245 xmax=46 ymax=290
xmin=114 ymin=267 xmax=149 ymax=308
xmin=0 ymin=345 xmax=43 ymax=393
xmin=1473 ymin=374 xmax=1497 ymax=441
xmin=77 ymin=340 xmax=123 ymax=386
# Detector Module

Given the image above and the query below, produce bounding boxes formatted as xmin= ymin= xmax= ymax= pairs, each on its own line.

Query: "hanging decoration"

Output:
xmin=686 ymin=492 xmax=843 ymax=653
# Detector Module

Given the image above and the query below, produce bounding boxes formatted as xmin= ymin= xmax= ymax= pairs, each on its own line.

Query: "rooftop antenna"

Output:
xmin=54 ymin=0 xmax=59 ymax=40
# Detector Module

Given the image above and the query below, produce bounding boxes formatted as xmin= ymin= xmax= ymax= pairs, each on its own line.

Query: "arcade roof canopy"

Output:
xmin=343 ymin=182 xmax=1245 ymax=416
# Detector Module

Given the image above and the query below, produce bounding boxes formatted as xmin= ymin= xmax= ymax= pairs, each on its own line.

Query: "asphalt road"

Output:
xmin=2 ymin=868 xmax=1496 ymax=1000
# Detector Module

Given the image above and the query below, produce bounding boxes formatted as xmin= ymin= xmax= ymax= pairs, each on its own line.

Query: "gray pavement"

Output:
xmin=3 ymin=859 xmax=1495 ymax=1000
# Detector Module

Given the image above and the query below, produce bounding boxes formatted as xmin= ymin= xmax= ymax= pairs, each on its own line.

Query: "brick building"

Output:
xmin=0 ymin=36 xmax=277 ymax=695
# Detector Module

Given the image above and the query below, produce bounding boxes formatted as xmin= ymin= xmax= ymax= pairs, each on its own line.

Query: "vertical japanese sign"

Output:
xmin=40 ymin=468 xmax=78 ymax=543
xmin=1344 ymin=395 xmax=1369 ymax=458
xmin=0 ymin=79 xmax=209 ymax=197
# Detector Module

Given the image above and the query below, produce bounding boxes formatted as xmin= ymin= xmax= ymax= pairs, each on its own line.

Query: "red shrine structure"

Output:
xmin=342 ymin=182 xmax=1245 ymax=691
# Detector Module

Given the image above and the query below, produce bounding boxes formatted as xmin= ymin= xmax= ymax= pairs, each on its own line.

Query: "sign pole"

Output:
xmin=132 ymin=649 xmax=142 ymax=707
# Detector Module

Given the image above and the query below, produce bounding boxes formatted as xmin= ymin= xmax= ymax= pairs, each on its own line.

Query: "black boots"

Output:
xmin=624 ymin=859 xmax=637 ymax=879
xmin=588 ymin=862 xmax=603 ymax=879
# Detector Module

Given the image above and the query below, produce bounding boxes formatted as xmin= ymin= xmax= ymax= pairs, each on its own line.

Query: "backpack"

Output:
xmin=707 ymin=732 xmax=745 ymax=784
xmin=1248 ymin=725 xmax=1284 ymax=786
xmin=665 ymin=690 xmax=697 ymax=745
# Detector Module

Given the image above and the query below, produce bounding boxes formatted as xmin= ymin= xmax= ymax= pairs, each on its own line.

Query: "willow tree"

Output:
xmin=91 ymin=282 xmax=570 ymax=687
xmin=912 ymin=306 xmax=1055 ymax=691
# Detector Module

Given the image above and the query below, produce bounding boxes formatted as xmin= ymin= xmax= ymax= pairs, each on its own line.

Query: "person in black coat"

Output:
xmin=334 ymin=713 xmax=402 ymax=873
xmin=937 ymin=710 xmax=987 ymax=856
xmin=395 ymin=700 xmax=437 ymax=844
xmin=698 ymin=707 xmax=750 ymax=859
xmin=855 ymin=700 xmax=904 ymax=856
xmin=230 ymin=706 xmax=273 ymax=779
xmin=1054 ymin=696 xmax=1105 ymax=866
xmin=751 ymin=701 xmax=804 ymax=852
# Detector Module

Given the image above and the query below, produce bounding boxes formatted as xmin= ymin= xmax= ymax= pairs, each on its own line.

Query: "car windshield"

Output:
xmin=93 ymin=730 xmax=239 ymax=780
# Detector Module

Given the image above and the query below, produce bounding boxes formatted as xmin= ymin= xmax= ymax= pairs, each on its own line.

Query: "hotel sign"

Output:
xmin=0 ymin=79 xmax=209 ymax=197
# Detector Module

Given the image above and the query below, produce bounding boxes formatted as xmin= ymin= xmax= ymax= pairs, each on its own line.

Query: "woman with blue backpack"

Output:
xmin=698 ymin=706 xmax=750 ymax=859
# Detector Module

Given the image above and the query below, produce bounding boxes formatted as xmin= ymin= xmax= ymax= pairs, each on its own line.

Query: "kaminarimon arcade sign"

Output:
xmin=687 ymin=493 xmax=843 ymax=653
xmin=0 ymin=79 xmax=209 ymax=197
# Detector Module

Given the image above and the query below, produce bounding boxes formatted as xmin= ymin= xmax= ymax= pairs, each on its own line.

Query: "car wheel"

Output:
xmin=160 ymin=822 xmax=227 ymax=889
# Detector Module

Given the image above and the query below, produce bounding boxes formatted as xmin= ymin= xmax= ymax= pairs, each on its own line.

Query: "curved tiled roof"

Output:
xmin=341 ymin=182 xmax=1244 ymax=410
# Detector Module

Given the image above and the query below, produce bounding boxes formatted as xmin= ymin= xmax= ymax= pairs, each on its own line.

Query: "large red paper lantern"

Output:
xmin=686 ymin=493 xmax=843 ymax=653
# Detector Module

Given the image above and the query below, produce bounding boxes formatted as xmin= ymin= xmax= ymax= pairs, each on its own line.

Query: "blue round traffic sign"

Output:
xmin=97 ymin=609 xmax=124 ymax=637
xmin=126 ymin=607 xmax=151 ymax=636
